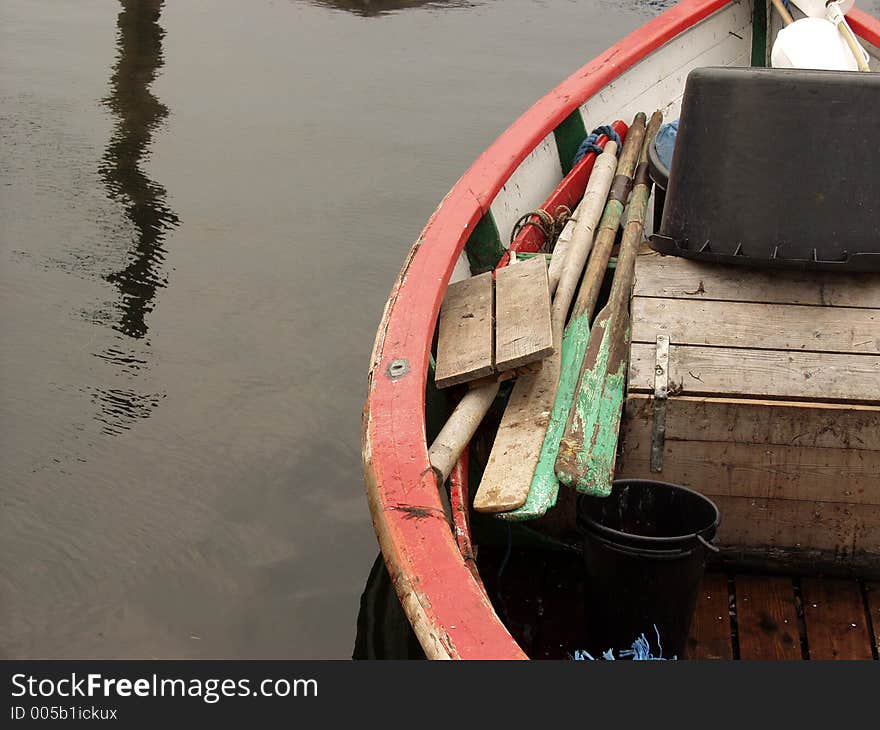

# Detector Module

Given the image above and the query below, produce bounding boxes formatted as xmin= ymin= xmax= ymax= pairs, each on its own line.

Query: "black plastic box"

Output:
xmin=650 ymin=67 xmax=880 ymax=271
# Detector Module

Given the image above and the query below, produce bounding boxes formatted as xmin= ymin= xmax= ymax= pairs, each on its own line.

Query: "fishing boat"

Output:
xmin=361 ymin=0 xmax=880 ymax=660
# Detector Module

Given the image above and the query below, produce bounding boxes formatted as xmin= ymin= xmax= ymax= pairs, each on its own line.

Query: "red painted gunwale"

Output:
xmin=362 ymin=1 xmax=880 ymax=660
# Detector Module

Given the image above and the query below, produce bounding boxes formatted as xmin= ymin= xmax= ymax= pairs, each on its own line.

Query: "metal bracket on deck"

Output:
xmin=650 ymin=334 xmax=670 ymax=473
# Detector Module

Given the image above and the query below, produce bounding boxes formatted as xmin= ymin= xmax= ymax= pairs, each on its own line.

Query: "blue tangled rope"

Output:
xmin=571 ymin=624 xmax=677 ymax=661
xmin=572 ymin=125 xmax=622 ymax=167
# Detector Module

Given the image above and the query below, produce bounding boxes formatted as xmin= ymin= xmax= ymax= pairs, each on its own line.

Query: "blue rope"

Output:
xmin=572 ymin=125 xmax=622 ymax=167
xmin=782 ymin=0 xmax=792 ymax=12
xmin=571 ymin=624 xmax=677 ymax=661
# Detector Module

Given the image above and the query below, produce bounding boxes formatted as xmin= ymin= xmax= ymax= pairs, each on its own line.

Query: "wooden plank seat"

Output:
xmin=617 ymin=249 xmax=880 ymax=577
xmin=434 ymin=256 xmax=553 ymax=389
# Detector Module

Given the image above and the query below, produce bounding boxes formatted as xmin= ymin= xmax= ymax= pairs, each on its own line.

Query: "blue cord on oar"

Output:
xmin=572 ymin=125 xmax=622 ymax=167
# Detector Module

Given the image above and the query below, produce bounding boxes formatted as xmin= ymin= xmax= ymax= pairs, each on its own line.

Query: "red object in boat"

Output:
xmin=497 ymin=119 xmax=629 ymax=267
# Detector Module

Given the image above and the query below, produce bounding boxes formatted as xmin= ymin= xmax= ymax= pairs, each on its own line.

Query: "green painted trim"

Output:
xmin=499 ymin=314 xmax=592 ymax=521
xmin=553 ymin=109 xmax=588 ymax=176
xmin=464 ymin=212 xmax=506 ymax=274
xmin=751 ymin=0 xmax=768 ymax=67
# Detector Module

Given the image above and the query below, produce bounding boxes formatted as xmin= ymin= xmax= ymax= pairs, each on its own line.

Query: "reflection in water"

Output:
xmin=94 ymin=0 xmax=177 ymax=434
xmin=100 ymin=0 xmax=178 ymax=341
xmin=353 ymin=554 xmax=425 ymax=659
xmin=309 ymin=0 xmax=475 ymax=17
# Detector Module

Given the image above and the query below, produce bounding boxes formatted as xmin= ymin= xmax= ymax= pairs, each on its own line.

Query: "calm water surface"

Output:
xmin=3 ymin=0 xmax=876 ymax=659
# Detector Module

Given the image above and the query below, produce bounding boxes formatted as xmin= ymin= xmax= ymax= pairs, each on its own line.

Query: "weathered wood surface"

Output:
xmin=497 ymin=317 xmax=592 ymax=519
xmin=621 ymin=241 xmax=880 ymax=568
xmin=434 ymin=271 xmax=494 ymax=389
xmin=720 ymin=546 xmax=880 ymax=581
xmin=620 ymin=438 xmax=880 ymax=505
xmin=629 ymin=343 xmax=880 ymax=403
xmin=618 ymin=398 xmax=880 ymax=506
xmin=501 ymin=113 xmax=649 ymax=521
xmin=735 ymin=575 xmax=801 ymax=660
xmin=686 ymin=572 xmax=732 ymax=660
xmin=707 ymin=496 xmax=880 ymax=556
xmin=494 ymin=256 xmax=553 ymax=371
xmin=473 ymin=143 xmax=620 ymax=513
xmin=801 ymin=579 xmax=874 ymax=660
xmin=555 ymin=111 xmax=661 ymax=498
xmin=428 ymin=382 xmax=500 ymax=482
xmin=621 ymin=395 xmax=880 ymax=450
xmin=632 ymin=298 xmax=880 ymax=355
xmin=633 ymin=251 xmax=880 ymax=308
xmin=448 ymin=455 xmax=480 ymax=582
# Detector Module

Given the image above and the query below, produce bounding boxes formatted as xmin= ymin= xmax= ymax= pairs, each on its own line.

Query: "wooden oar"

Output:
xmin=472 ymin=142 xmax=620 ymax=513
xmin=771 ymin=0 xmax=794 ymax=25
xmin=555 ymin=111 xmax=663 ymax=497
xmin=824 ymin=1 xmax=872 ymax=71
xmin=499 ymin=112 xmax=648 ymax=522
xmin=427 ymin=133 xmax=626 ymax=484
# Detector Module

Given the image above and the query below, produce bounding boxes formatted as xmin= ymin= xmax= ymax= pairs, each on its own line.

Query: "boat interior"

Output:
xmin=363 ymin=1 xmax=880 ymax=660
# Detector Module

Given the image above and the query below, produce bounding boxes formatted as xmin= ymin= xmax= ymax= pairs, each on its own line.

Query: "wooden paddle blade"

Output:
xmin=561 ymin=354 xmax=627 ymax=496
xmin=471 ymin=362 xmax=559 ymax=513
xmin=472 ymin=144 xmax=621 ymax=514
xmin=498 ymin=315 xmax=592 ymax=521
xmin=555 ymin=194 xmax=653 ymax=494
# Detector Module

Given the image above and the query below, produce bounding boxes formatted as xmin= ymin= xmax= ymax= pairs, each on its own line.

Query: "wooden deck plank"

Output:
xmin=632 ymin=298 xmax=880 ymax=355
xmin=695 ymin=497 xmax=880 ymax=557
xmin=686 ymin=572 xmax=732 ymax=660
xmin=735 ymin=575 xmax=802 ymax=660
xmin=622 ymin=395 xmax=880 ymax=450
xmin=494 ymin=256 xmax=553 ymax=371
xmin=867 ymin=583 xmax=880 ymax=659
xmin=629 ymin=343 xmax=880 ymax=403
xmin=633 ymin=251 xmax=880 ymax=309
xmin=801 ymin=578 xmax=874 ymax=660
xmin=434 ymin=271 xmax=494 ymax=388
xmin=618 ymin=424 xmax=880 ymax=506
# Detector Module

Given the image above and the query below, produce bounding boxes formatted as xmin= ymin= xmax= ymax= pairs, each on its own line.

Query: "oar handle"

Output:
xmin=827 ymin=2 xmax=872 ymax=71
xmin=771 ymin=0 xmax=795 ymax=25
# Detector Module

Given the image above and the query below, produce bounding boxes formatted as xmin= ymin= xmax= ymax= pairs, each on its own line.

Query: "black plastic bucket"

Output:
xmin=577 ymin=479 xmax=720 ymax=659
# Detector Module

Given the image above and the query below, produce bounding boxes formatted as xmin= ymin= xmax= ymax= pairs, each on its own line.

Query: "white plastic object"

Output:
xmin=771 ymin=17 xmax=860 ymax=70
xmin=789 ymin=0 xmax=855 ymax=17
xmin=787 ymin=0 xmax=870 ymax=70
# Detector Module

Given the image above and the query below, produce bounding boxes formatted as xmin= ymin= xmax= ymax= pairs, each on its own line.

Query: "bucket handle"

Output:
xmin=697 ymin=534 xmax=720 ymax=554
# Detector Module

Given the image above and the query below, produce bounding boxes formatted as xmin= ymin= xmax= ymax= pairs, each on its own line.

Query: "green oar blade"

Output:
xmin=555 ymin=308 xmax=614 ymax=492
xmin=570 ymin=350 xmax=628 ymax=496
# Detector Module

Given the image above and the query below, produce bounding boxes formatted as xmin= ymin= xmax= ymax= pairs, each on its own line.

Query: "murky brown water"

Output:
xmin=3 ymin=0 xmax=877 ymax=659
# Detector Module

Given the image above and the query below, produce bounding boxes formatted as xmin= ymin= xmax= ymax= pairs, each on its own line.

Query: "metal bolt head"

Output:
xmin=386 ymin=358 xmax=410 ymax=380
